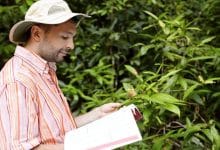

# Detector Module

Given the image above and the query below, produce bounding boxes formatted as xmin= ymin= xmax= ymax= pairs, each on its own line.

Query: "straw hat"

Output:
xmin=9 ymin=0 xmax=90 ymax=44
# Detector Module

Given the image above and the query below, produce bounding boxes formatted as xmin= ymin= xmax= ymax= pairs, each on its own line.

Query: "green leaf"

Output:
xmin=139 ymin=44 xmax=154 ymax=56
xmin=183 ymin=83 xmax=200 ymax=100
xmin=125 ymin=65 xmax=138 ymax=76
xmin=184 ymin=125 xmax=202 ymax=139
xmin=122 ymin=83 xmax=134 ymax=92
xmin=162 ymin=103 xmax=181 ymax=117
xmin=210 ymin=125 xmax=220 ymax=149
xmin=186 ymin=27 xmax=201 ymax=31
xmin=202 ymin=129 xmax=214 ymax=143
xmin=186 ymin=117 xmax=192 ymax=127
xmin=131 ymin=43 xmax=144 ymax=47
xmin=191 ymin=93 xmax=204 ymax=105
xmin=143 ymin=24 xmax=156 ymax=30
xmin=205 ymin=77 xmax=220 ymax=84
xmin=15 ymin=0 xmax=21 ymax=3
xmin=158 ymin=20 xmax=165 ymax=28
xmin=26 ymin=0 xmax=33 ymax=6
xmin=97 ymin=76 xmax=103 ymax=85
xmin=189 ymin=56 xmax=216 ymax=62
xmin=199 ymin=36 xmax=216 ymax=46
xmin=144 ymin=10 xmax=158 ymax=20
xmin=178 ymin=76 xmax=188 ymax=90
xmin=19 ymin=5 xmax=28 ymax=14
xmin=150 ymin=93 xmax=183 ymax=105
xmin=162 ymin=75 xmax=178 ymax=91
xmin=109 ymin=32 xmax=120 ymax=41
xmin=152 ymin=139 xmax=163 ymax=150
xmin=158 ymin=69 xmax=181 ymax=83
xmin=143 ymin=109 xmax=152 ymax=124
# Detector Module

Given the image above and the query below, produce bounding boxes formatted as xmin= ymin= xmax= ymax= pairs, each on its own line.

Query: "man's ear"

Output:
xmin=30 ymin=25 xmax=44 ymax=42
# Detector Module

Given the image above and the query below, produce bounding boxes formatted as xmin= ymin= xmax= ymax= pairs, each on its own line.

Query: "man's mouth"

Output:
xmin=60 ymin=51 xmax=69 ymax=56
xmin=64 ymin=54 xmax=71 ymax=63
xmin=60 ymin=50 xmax=72 ymax=63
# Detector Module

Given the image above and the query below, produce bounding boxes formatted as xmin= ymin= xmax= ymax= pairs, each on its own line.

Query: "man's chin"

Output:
xmin=55 ymin=57 xmax=64 ymax=63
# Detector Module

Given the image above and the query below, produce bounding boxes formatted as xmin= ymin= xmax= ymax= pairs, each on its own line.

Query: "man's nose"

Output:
xmin=67 ymin=40 xmax=74 ymax=50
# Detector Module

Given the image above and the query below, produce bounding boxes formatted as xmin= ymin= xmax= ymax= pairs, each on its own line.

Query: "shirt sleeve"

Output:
xmin=0 ymin=82 xmax=40 ymax=150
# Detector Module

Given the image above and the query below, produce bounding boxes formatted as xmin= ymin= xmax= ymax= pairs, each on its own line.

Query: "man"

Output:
xmin=0 ymin=0 xmax=121 ymax=149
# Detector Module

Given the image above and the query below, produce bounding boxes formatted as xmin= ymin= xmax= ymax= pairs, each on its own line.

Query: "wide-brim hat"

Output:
xmin=9 ymin=0 xmax=90 ymax=44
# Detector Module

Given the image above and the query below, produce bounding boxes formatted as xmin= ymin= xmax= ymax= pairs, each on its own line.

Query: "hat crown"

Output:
xmin=25 ymin=0 xmax=71 ymax=21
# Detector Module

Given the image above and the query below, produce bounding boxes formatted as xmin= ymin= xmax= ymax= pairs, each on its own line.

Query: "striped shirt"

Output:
xmin=0 ymin=46 xmax=77 ymax=149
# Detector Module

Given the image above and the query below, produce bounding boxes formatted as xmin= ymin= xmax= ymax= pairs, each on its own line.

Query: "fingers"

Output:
xmin=101 ymin=103 xmax=122 ymax=113
xmin=108 ymin=103 xmax=121 ymax=109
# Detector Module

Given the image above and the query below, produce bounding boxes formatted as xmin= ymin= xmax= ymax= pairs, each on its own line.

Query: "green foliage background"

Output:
xmin=1 ymin=0 xmax=220 ymax=149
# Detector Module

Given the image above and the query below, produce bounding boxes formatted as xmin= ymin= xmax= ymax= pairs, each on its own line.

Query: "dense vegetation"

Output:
xmin=1 ymin=0 xmax=220 ymax=149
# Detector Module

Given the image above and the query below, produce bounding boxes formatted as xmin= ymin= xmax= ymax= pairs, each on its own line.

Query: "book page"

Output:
xmin=64 ymin=104 xmax=142 ymax=150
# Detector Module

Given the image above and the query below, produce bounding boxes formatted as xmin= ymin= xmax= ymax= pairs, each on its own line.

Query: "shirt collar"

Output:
xmin=14 ymin=46 xmax=57 ymax=75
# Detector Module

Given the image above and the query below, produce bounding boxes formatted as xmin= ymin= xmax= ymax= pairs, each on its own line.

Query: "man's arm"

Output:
xmin=33 ymin=103 xmax=121 ymax=149
xmin=75 ymin=103 xmax=121 ymax=127
xmin=0 ymin=82 xmax=40 ymax=149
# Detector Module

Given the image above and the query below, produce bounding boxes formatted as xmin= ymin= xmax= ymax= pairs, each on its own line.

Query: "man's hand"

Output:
xmin=94 ymin=103 xmax=121 ymax=118
xmin=75 ymin=103 xmax=121 ymax=127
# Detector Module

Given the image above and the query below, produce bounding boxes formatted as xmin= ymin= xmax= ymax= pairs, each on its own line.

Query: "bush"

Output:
xmin=1 ymin=0 xmax=220 ymax=149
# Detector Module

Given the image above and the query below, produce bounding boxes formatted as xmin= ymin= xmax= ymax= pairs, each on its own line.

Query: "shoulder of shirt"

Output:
xmin=0 ymin=57 xmax=38 ymax=95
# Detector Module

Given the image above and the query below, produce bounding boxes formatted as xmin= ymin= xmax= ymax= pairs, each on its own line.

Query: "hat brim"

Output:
xmin=9 ymin=13 xmax=90 ymax=44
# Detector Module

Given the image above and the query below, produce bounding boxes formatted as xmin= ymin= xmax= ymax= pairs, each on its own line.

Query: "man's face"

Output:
xmin=38 ymin=20 xmax=76 ymax=63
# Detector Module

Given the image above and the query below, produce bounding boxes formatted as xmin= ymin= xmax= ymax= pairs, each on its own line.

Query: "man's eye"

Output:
xmin=62 ymin=36 xmax=69 ymax=40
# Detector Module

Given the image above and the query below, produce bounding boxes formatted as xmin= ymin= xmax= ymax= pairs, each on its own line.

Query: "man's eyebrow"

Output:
xmin=63 ymin=31 xmax=76 ymax=37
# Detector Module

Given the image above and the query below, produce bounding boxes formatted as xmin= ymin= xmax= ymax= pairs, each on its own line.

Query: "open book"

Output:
xmin=64 ymin=104 xmax=142 ymax=150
